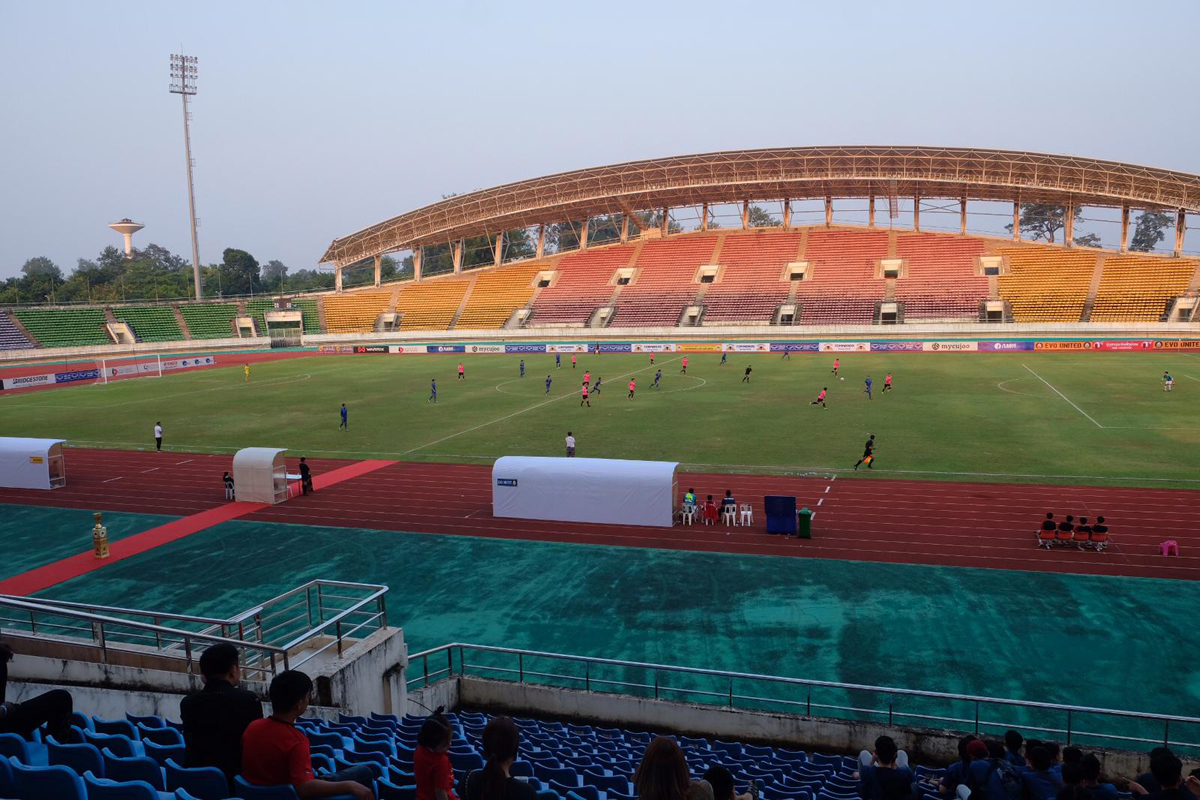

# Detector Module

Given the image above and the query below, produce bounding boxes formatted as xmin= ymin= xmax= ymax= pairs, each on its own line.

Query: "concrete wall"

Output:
xmin=451 ymin=677 xmax=1192 ymax=783
xmin=0 ymin=336 xmax=269 ymax=363
xmin=308 ymin=627 xmax=408 ymax=716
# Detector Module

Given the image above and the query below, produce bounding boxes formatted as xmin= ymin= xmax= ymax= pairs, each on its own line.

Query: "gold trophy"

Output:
xmin=92 ymin=512 xmax=110 ymax=559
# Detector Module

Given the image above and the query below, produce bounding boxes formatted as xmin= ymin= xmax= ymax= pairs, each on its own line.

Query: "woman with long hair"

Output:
xmin=635 ymin=737 xmax=690 ymax=800
xmin=465 ymin=717 xmax=535 ymax=800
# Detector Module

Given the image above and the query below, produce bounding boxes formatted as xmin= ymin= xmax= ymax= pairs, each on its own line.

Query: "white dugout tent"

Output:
xmin=232 ymin=447 xmax=290 ymax=504
xmin=492 ymin=456 xmax=678 ymax=527
xmin=0 ymin=438 xmax=67 ymax=490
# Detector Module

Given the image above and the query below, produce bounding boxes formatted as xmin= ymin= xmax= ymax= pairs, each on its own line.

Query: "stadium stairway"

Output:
xmin=0 ymin=708 xmax=973 ymax=800
xmin=0 ymin=311 xmax=35 ymax=350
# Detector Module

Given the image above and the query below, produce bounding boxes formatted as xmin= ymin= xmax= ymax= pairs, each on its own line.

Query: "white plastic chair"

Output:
xmin=722 ymin=505 xmax=737 ymax=526
xmin=739 ymin=503 xmax=753 ymax=526
xmin=680 ymin=504 xmax=695 ymax=525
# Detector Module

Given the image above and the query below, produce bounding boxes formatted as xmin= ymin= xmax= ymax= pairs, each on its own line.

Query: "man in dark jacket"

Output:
xmin=180 ymin=643 xmax=263 ymax=782
xmin=0 ymin=639 xmax=73 ymax=740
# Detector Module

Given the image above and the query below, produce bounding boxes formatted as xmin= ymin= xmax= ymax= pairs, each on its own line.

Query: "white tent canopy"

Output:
xmin=0 ymin=438 xmax=67 ymax=490
xmin=492 ymin=456 xmax=678 ymax=528
xmin=232 ymin=447 xmax=289 ymax=504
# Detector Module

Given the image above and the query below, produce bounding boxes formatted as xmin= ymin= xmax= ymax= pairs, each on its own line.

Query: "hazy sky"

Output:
xmin=2 ymin=1 xmax=1198 ymax=279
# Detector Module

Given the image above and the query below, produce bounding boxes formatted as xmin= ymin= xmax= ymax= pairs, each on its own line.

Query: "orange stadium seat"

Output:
xmin=323 ymin=289 xmax=393 ymax=333
xmin=997 ymin=246 xmax=1096 ymax=322
xmin=396 ymin=276 xmax=471 ymax=330
xmin=796 ymin=229 xmax=888 ymax=325
xmin=609 ymin=236 xmax=716 ymax=327
xmin=703 ymin=231 xmax=801 ymax=323
xmin=455 ymin=263 xmax=542 ymax=329
xmin=530 ymin=245 xmax=635 ymax=325
xmin=895 ymin=233 xmax=987 ymax=320
xmin=1090 ymin=254 xmax=1197 ymax=322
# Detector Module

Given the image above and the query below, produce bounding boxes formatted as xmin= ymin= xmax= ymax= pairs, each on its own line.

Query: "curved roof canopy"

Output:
xmin=322 ymin=145 xmax=1200 ymax=266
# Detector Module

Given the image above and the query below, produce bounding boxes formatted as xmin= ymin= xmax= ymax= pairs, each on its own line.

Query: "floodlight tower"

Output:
xmin=109 ymin=218 xmax=145 ymax=256
xmin=170 ymin=53 xmax=202 ymax=300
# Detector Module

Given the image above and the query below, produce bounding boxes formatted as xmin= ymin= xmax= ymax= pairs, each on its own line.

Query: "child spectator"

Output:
xmin=415 ymin=707 xmax=459 ymax=800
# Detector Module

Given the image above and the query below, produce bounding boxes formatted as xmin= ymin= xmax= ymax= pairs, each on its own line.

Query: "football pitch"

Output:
xmin=3 ymin=350 xmax=1198 ymax=487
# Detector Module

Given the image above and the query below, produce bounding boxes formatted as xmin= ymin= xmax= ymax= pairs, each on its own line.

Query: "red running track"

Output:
xmin=1 ymin=449 xmax=1198 ymax=581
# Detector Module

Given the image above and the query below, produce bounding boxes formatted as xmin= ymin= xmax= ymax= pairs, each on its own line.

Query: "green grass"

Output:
xmin=2 ymin=351 xmax=1198 ymax=487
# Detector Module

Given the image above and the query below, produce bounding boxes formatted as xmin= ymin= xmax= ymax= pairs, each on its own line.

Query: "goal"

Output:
xmin=95 ymin=355 xmax=164 ymax=385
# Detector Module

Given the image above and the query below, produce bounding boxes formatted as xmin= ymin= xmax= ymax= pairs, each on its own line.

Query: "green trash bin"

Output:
xmin=797 ymin=506 xmax=812 ymax=539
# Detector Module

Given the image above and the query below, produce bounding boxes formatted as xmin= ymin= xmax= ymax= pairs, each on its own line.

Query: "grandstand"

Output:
xmin=529 ymin=245 xmax=635 ymax=326
xmin=245 ymin=297 xmax=321 ymax=336
xmin=323 ymin=289 xmax=393 ymax=333
xmin=796 ymin=229 xmax=888 ymax=324
xmin=996 ymin=246 xmax=1097 ymax=322
xmin=703 ymin=231 xmax=801 ymax=323
xmin=895 ymin=233 xmax=987 ymax=320
xmin=11 ymin=307 xmax=111 ymax=347
xmin=0 ymin=311 xmax=34 ymax=350
xmin=455 ymin=263 xmax=542 ymax=329
xmin=608 ymin=235 xmax=716 ymax=327
xmin=110 ymin=305 xmax=184 ymax=343
xmin=177 ymin=303 xmax=239 ymax=339
xmin=1091 ymin=254 xmax=1198 ymax=321
xmin=395 ymin=276 xmax=470 ymax=330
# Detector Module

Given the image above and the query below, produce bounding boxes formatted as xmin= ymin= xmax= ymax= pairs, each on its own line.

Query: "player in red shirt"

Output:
xmin=457 ymin=363 xmax=465 ymax=380
xmin=680 ymin=357 xmax=689 ymax=374
xmin=883 ymin=373 xmax=893 ymax=393
xmin=809 ymin=387 xmax=828 ymax=408
xmin=241 ymin=670 xmax=374 ymax=799
xmin=831 ymin=358 xmax=840 ymax=376
xmin=628 ymin=378 xmax=636 ymax=399
xmin=415 ymin=709 xmax=459 ymax=800
xmin=571 ymin=354 xmax=577 ymax=368
xmin=580 ymin=382 xmax=591 ymax=407
xmin=583 ymin=370 xmax=591 ymax=386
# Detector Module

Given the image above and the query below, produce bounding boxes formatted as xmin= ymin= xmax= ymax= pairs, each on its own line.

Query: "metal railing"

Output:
xmin=407 ymin=643 xmax=1200 ymax=753
xmin=0 ymin=580 xmax=388 ymax=681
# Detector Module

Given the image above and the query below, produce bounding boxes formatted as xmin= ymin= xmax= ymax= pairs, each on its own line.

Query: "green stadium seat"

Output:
xmin=11 ymin=308 xmax=111 ymax=348
xmin=178 ymin=304 xmax=238 ymax=339
xmin=110 ymin=306 xmax=183 ymax=343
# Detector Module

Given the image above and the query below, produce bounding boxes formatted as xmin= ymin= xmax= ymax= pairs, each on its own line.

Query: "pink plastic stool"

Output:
xmin=1160 ymin=540 xmax=1179 ymax=556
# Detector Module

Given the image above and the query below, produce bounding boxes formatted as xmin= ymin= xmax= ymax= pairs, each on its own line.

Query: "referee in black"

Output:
xmin=299 ymin=457 xmax=313 ymax=494
xmin=854 ymin=435 xmax=876 ymax=470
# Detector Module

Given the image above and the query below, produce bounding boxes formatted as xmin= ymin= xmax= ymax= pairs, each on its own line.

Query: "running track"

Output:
xmin=0 ymin=449 xmax=1197 ymax=585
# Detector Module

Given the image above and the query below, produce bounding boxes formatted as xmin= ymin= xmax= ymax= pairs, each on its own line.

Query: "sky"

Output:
xmin=2 ymin=0 xmax=1199 ymax=279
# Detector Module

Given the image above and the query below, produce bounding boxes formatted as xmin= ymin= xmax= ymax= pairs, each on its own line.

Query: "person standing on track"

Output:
xmin=566 ymin=431 xmax=576 ymax=457
xmin=339 ymin=403 xmax=348 ymax=430
xmin=883 ymin=373 xmax=893 ymax=393
xmin=429 ymin=379 xmax=438 ymax=404
xmin=457 ymin=362 xmax=465 ymax=381
xmin=299 ymin=457 xmax=313 ymax=494
xmin=831 ymin=358 xmax=840 ymax=377
xmin=580 ymin=381 xmax=591 ymax=407
xmin=154 ymin=421 xmax=163 ymax=452
xmin=628 ymin=378 xmax=636 ymax=399
xmin=810 ymin=387 xmax=828 ymax=408
xmin=544 ymin=374 xmax=552 ymax=395
xmin=864 ymin=375 xmax=873 ymax=400
xmin=243 ymin=364 xmax=250 ymax=382
xmin=742 ymin=365 xmax=752 ymax=383
xmin=854 ymin=435 xmax=876 ymax=470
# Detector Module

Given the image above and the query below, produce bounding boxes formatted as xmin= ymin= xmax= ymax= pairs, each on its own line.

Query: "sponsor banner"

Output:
xmin=390 ymin=345 xmax=427 ymax=354
xmin=55 ymin=369 xmax=100 ymax=384
xmin=496 ymin=478 xmax=518 ymax=487
xmin=722 ymin=342 xmax=770 ymax=353
xmin=631 ymin=343 xmax=676 ymax=353
xmin=769 ymin=342 xmax=820 ymax=352
xmin=3 ymin=373 xmax=55 ymax=390
xmin=923 ymin=341 xmax=978 ymax=352
xmin=979 ymin=341 xmax=1035 ymax=352
xmin=596 ymin=343 xmax=632 ymax=353
xmin=504 ymin=343 xmax=546 ymax=354
xmin=1034 ymin=341 xmax=1092 ymax=351
xmin=318 ymin=345 xmax=356 ymax=354
xmin=1153 ymin=340 xmax=1200 ymax=350
xmin=167 ymin=356 xmax=216 ymax=369
xmin=108 ymin=364 xmax=144 ymax=377
xmin=819 ymin=341 xmax=870 ymax=353
xmin=547 ymin=343 xmax=591 ymax=353
xmin=1090 ymin=340 xmax=1152 ymax=351
xmin=353 ymin=345 xmax=389 ymax=354
xmin=869 ymin=341 xmax=923 ymax=352
xmin=466 ymin=344 xmax=506 ymax=354
xmin=678 ymin=342 xmax=724 ymax=352
xmin=427 ymin=345 xmax=466 ymax=353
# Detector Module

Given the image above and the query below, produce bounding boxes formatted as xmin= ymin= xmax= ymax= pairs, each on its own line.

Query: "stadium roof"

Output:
xmin=321 ymin=145 xmax=1200 ymax=266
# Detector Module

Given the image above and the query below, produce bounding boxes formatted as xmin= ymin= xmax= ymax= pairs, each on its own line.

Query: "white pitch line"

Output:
xmin=176 ymin=459 xmax=192 ymax=465
xmin=102 ymin=477 xmax=123 ymax=483
xmin=1021 ymin=363 xmax=1104 ymax=428
xmin=140 ymin=467 xmax=159 ymax=473
xmin=402 ymin=356 xmax=684 ymax=456
xmin=824 ymin=486 xmax=830 ymax=493
xmin=817 ymin=498 xmax=823 ymax=506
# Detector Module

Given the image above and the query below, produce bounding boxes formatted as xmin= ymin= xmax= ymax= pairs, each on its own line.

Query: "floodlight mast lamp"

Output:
xmin=170 ymin=54 xmax=202 ymax=300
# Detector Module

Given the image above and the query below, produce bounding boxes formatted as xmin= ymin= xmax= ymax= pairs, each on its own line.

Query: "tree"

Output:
xmin=218 ymin=248 xmax=261 ymax=296
xmin=1005 ymin=204 xmax=1071 ymax=243
xmin=1129 ymin=210 xmax=1174 ymax=252
xmin=1073 ymin=233 xmax=1102 ymax=248
xmin=748 ymin=205 xmax=780 ymax=228
xmin=21 ymin=256 xmax=62 ymax=281
xmin=262 ymin=259 xmax=289 ymax=287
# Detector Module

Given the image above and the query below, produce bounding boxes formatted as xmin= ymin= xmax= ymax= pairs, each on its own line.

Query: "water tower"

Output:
xmin=109 ymin=218 xmax=145 ymax=257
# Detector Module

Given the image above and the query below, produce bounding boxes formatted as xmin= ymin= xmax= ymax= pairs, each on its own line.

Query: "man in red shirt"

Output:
xmin=241 ymin=670 xmax=374 ymax=799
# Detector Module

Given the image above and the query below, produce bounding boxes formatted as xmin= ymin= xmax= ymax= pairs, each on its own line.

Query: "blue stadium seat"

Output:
xmin=582 ymin=770 xmax=629 ymax=794
xmin=535 ymin=766 xmax=579 ymax=786
xmin=232 ymin=774 xmax=358 ymax=800
xmin=0 ymin=736 xmax=46 ymax=768
xmin=305 ymin=731 xmax=347 ymax=751
xmin=9 ymin=759 xmax=86 ymax=800
xmin=563 ymin=786 xmax=600 ymax=800
xmin=47 ymin=739 xmax=104 ymax=779
xmin=333 ymin=754 xmax=384 ymax=779
xmin=377 ymin=778 xmax=416 ymax=800
xmin=93 ymin=718 xmax=140 ymax=739
xmin=101 ymin=747 xmax=167 ymax=790
xmin=370 ymin=712 xmax=401 ymax=724
xmin=449 ymin=750 xmax=484 ymax=772
xmin=351 ymin=737 xmax=396 ymax=758
xmin=510 ymin=761 xmax=535 ymax=779
xmin=339 ymin=749 xmax=387 ymax=767
xmin=126 ymin=713 xmax=167 ymax=730
xmin=312 ymin=753 xmax=335 ymax=775
xmin=82 ymin=770 xmax=174 ymax=800
xmin=71 ymin=713 xmax=95 ymax=732
xmin=137 ymin=724 xmax=185 ymax=747
xmin=0 ymin=757 xmax=13 ymax=797
xmin=82 ymin=730 xmax=145 ymax=759
xmin=143 ymin=740 xmax=186 ymax=768
xmin=164 ymin=759 xmax=229 ymax=800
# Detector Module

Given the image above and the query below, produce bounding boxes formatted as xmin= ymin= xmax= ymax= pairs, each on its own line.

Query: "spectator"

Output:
xmin=966 ymin=741 xmax=1005 ymax=800
xmin=1133 ymin=748 xmax=1174 ymax=795
xmin=299 ymin=458 xmax=313 ymax=495
xmin=0 ymin=639 xmax=72 ymax=740
xmin=1061 ymin=764 xmax=1083 ymax=788
xmin=180 ymin=642 xmax=263 ymax=783
xmin=702 ymin=495 xmax=720 ymax=525
xmin=1021 ymin=746 xmax=1064 ymax=800
xmin=688 ymin=781 xmax=715 ymax=800
xmin=240 ymin=670 xmax=374 ymax=799
xmin=223 ymin=471 xmax=235 ymax=500
xmin=1005 ymin=730 xmax=1027 ymax=768
xmin=722 ymin=490 xmax=736 ymax=512
xmin=155 ymin=421 xmax=164 ymax=452
xmin=1080 ymin=755 xmax=1119 ymax=800
xmin=1044 ymin=743 xmax=1062 ymax=775
xmin=684 ymin=488 xmax=696 ymax=507
xmin=702 ymin=766 xmax=751 ymax=800
xmin=416 ymin=707 xmax=459 ymax=800
xmin=1130 ymin=751 xmax=1200 ymax=800
xmin=1073 ymin=520 xmax=1092 ymax=547
xmin=566 ymin=432 xmax=576 ymax=458
xmin=985 ymin=740 xmax=1025 ymax=800
xmin=1063 ymin=748 xmax=1083 ymax=769
xmin=1090 ymin=517 xmax=1109 ymax=550
xmin=1056 ymin=787 xmax=1092 ymax=800
xmin=1040 ymin=514 xmax=1057 ymax=533
xmin=1056 ymin=516 xmax=1075 ymax=544
xmin=634 ymin=736 xmax=689 ymax=800
xmin=464 ymin=716 xmax=535 ymax=800
xmin=940 ymin=735 xmax=979 ymax=796
xmin=855 ymin=735 xmax=914 ymax=800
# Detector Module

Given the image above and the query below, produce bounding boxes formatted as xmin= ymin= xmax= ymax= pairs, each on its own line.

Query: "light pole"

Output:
xmin=169 ymin=54 xmax=202 ymax=301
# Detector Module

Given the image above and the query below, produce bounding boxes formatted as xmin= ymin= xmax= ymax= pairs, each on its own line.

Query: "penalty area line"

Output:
xmin=1021 ymin=363 xmax=1104 ymax=428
